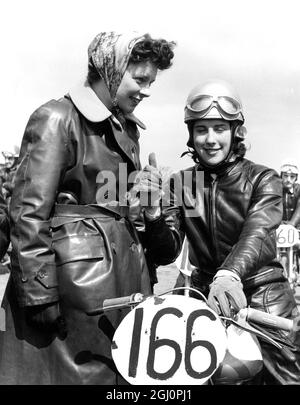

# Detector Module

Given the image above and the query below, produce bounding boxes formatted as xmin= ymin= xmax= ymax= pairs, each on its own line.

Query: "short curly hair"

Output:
xmin=128 ymin=34 xmax=175 ymax=70
xmin=87 ymin=34 xmax=175 ymax=85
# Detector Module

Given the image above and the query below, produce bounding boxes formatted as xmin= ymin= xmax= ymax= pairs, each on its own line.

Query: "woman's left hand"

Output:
xmin=208 ymin=275 xmax=247 ymax=317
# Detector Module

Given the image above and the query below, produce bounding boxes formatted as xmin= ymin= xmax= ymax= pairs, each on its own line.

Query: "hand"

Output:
xmin=2 ymin=181 xmax=14 ymax=194
xmin=208 ymin=276 xmax=247 ymax=317
xmin=132 ymin=153 xmax=162 ymax=219
xmin=25 ymin=301 xmax=67 ymax=337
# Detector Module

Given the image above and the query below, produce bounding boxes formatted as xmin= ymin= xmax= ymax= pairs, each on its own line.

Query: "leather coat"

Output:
xmin=10 ymin=94 xmax=152 ymax=306
xmin=0 ymin=91 xmax=160 ymax=384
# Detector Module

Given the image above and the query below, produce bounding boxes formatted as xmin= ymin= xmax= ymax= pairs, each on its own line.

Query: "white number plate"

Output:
xmin=112 ymin=295 xmax=227 ymax=385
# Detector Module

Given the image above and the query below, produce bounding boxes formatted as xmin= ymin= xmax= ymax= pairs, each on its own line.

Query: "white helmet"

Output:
xmin=184 ymin=79 xmax=245 ymax=124
xmin=280 ymin=159 xmax=299 ymax=176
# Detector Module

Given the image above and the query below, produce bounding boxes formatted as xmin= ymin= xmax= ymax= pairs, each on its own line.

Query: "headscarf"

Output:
xmin=88 ymin=31 xmax=146 ymax=103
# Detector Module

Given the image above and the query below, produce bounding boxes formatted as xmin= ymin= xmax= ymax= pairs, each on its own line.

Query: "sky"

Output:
xmin=1 ymin=0 xmax=300 ymax=174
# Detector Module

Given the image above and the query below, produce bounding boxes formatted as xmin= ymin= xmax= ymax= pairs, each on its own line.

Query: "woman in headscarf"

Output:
xmin=0 ymin=31 xmax=176 ymax=385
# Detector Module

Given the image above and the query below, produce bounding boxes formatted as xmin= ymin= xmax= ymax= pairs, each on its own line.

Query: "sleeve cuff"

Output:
xmin=213 ymin=269 xmax=241 ymax=282
xmin=144 ymin=207 xmax=162 ymax=221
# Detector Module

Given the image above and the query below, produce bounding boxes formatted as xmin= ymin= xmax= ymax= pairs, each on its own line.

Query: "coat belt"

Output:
xmin=53 ymin=203 xmax=130 ymax=219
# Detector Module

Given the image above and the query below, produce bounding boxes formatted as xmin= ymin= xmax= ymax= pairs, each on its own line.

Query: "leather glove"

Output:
xmin=208 ymin=275 xmax=247 ymax=317
xmin=25 ymin=301 xmax=67 ymax=337
xmin=131 ymin=153 xmax=162 ymax=220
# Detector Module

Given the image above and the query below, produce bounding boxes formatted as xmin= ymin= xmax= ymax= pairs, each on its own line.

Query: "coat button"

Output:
xmin=37 ymin=271 xmax=46 ymax=279
xmin=21 ymin=276 xmax=28 ymax=283
xmin=130 ymin=242 xmax=138 ymax=252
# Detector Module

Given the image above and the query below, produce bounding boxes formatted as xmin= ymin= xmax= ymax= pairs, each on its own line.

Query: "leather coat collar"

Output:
xmin=69 ymin=80 xmax=146 ymax=130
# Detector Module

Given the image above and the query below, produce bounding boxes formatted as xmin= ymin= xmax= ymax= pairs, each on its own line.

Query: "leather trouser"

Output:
xmin=248 ymin=281 xmax=300 ymax=384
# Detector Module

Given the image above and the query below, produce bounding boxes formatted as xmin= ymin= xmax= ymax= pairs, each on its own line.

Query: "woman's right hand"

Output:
xmin=25 ymin=301 xmax=67 ymax=337
xmin=131 ymin=153 xmax=162 ymax=220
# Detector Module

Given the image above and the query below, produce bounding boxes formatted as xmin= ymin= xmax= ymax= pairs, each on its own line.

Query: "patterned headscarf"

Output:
xmin=88 ymin=31 xmax=146 ymax=102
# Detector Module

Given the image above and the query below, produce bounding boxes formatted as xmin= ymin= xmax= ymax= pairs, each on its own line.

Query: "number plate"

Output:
xmin=112 ymin=295 xmax=227 ymax=385
xmin=276 ymin=224 xmax=299 ymax=247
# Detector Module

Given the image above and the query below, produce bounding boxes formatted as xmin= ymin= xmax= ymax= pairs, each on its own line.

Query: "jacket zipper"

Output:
xmin=244 ymin=267 xmax=275 ymax=281
xmin=131 ymin=146 xmax=138 ymax=168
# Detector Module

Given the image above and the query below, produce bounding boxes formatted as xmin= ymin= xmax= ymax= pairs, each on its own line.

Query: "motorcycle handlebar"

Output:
xmin=239 ymin=307 xmax=293 ymax=332
xmin=86 ymin=293 xmax=145 ymax=316
xmin=237 ymin=308 xmax=297 ymax=363
xmin=86 ymin=292 xmax=295 ymax=334
xmin=85 ymin=291 xmax=298 ymax=365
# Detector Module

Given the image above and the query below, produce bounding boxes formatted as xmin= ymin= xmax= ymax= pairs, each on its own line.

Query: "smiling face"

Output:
xmin=192 ymin=119 xmax=232 ymax=166
xmin=115 ymin=60 xmax=158 ymax=114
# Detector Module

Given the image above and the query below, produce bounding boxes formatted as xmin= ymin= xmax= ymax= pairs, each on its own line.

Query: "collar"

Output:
xmin=197 ymin=156 xmax=241 ymax=176
xmin=284 ymin=187 xmax=295 ymax=195
xmin=69 ymin=80 xmax=146 ymax=130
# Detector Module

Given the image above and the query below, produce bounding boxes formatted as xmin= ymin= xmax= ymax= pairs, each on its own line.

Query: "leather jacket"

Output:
xmin=282 ymin=182 xmax=300 ymax=228
xmin=156 ymin=158 xmax=285 ymax=289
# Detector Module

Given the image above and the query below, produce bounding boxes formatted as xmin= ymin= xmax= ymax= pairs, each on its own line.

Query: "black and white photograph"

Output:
xmin=0 ymin=0 xmax=299 ymax=389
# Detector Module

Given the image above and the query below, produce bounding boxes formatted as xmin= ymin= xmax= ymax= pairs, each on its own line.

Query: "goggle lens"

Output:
xmin=189 ymin=95 xmax=212 ymax=113
xmin=187 ymin=95 xmax=241 ymax=118
xmin=218 ymin=96 xmax=240 ymax=115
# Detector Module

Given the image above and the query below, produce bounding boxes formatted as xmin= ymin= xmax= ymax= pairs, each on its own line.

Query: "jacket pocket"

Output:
xmin=51 ymin=218 xmax=113 ymax=311
xmin=53 ymin=234 xmax=105 ymax=265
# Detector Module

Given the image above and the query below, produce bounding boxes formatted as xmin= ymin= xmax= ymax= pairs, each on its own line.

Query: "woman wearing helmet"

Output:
xmin=142 ymin=79 xmax=300 ymax=384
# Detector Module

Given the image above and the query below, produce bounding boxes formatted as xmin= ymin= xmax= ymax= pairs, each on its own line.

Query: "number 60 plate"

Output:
xmin=112 ymin=295 xmax=227 ymax=385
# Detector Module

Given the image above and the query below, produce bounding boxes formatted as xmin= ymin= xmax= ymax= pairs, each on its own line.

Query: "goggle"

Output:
xmin=186 ymin=94 xmax=243 ymax=120
xmin=280 ymin=165 xmax=298 ymax=175
xmin=281 ymin=171 xmax=298 ymax=177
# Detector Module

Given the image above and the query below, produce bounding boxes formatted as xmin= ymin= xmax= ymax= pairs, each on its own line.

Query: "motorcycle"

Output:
xmin=85 ymin=237 xmax=298 ymax=385
xmin=276 ymin=223 xmax=300 ymax=291
xmin=86 ymin=289 xmax=296 ymax=385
